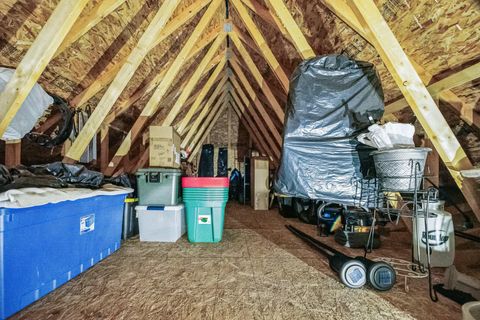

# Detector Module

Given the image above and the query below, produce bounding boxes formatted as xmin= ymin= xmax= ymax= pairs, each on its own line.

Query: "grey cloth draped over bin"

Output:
xmin=274 ymin=55 xmax=384 ymax=207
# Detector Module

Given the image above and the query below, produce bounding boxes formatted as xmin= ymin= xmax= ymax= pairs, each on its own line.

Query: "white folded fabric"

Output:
xmin=0 ymin=184 xmax=133 ymax=208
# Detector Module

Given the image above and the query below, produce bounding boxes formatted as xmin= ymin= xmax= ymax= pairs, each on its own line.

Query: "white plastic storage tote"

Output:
xmin=136 ymin=204 xmax=185 ymax=242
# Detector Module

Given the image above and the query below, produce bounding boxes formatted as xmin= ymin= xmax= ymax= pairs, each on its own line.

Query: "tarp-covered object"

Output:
xmin=274 ymin=55 xmax=384 ymax=207
xmin=0 ymin=67 xmax=54 ymax=140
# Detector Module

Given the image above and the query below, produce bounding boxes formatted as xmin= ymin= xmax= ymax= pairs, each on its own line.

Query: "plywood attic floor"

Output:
xmin=11 ymin=202 xmax=463 ymax=320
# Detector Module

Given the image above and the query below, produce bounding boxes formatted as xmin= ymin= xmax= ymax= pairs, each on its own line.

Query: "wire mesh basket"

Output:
xmin=371 ymin=148 xmax=431 ymax=192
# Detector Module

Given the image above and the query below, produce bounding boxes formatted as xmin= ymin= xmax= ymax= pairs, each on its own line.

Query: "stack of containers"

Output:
xmin=182 ymin=177 xmax=229 ymax=243
xmin=135 ymin=168 xmax=185 ymax=242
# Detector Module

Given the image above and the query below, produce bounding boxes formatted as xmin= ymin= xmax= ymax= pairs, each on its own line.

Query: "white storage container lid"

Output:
xmin=135 ymin=204 xmax=184 ymax=211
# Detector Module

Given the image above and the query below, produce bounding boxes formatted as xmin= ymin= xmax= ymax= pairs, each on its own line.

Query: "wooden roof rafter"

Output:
xmin=228 ymin=60 xmax=282 ymax=147
xmin=384 ymin=62 xmax=480 ymax=124
xmin=230 ymin=0 xmax=289 ymax=93
xmin=228 ymin=77 xmax=281 ymax=157
xmin=70 ymin=0 xmax=213 ymax=108
xmin=187 ymin=90 xmax=230 ymax=160
xmin=185 ymin=86 xmax=229 ymax=152
xmin=229 ymin=99 xmax=269 ymax=158
xmin=0 ymin=0 xmax=90 ymax=137
xmin=347 ymin=0 xmax=480 ymax=220
xmin=229 ymin=31 xmax=284 ymax=123
xmin=181 ymin=77 xmax=229 ymax=149
xmin=177 ymin=55 xmax=229 ymax=135
xmin=53 ymin=0 xmax=127 ymax=60
xmin=105 ymin=39 xmax=225 ymax=175
xmin=240 ymin=0 xmax=293 ymax=45
xmin=228 ymin=89 xmax=278 ymax=163
xmin=101 ymin=0 xmax=224 ymax=175
xmin=63 ymin=0 xmax=183 ymax=163
xmin=103 ymin=25 xmax=223 ymax=126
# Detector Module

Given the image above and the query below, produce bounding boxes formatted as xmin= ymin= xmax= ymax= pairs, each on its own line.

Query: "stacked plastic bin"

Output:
xmin=182 ymin=177 xmax=229 ymax=243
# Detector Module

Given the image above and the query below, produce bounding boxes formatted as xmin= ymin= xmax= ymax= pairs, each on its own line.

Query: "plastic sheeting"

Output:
xmin=0 ymin=67 xmax=54 ymax=140
xmin=274 ymin=55 xmax=384 ymax=207
xmin=0 ymin=162 xmax=132 ymax=192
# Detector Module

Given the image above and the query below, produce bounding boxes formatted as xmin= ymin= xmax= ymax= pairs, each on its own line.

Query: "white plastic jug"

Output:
xmin=413 ymin=200 xmax=455 ymax=268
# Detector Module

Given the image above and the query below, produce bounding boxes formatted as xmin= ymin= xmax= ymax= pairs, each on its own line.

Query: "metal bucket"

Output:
xmin=371 ymin=148 xmax=431 ymax=192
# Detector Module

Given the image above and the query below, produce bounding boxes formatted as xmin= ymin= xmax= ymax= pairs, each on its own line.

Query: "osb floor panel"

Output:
xmin=10 ymin=202 xmax=464 ymax=320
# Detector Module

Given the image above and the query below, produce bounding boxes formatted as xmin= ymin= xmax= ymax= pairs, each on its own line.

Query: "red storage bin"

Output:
xmin=182 ymin=177 xmax=229 ymax=188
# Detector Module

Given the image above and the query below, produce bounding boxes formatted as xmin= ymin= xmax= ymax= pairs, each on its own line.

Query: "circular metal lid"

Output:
xmin=340 ymin=260 xmax=367 ymax=289
xmin=368 ymin=262 xmax=396 ymax=291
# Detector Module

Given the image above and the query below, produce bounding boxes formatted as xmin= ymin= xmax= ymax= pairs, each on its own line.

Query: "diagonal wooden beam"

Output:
xmin=348 ymin=0 xmax=480 ymax=221
xmin=106 ymin=36 xmax=225 ymax=176
xmin=188 ymin=98 xmax=229 ymax=161
xmin=70 ymin=0 xmax=213 ymax=108
xmin=229 ymin=100 xmax=268 ymax=157
xmin=162 ymin=34 xmax=227 ymax=126
xmin=186 ymin=88 xmax=228 ymax=151
xmin=188 ymin=90 xmax=228 ymax=157
xmin=240 ymin=0 xmax=292 ymax=44
xmin=182 ymin=80 xmax=228 ymax=149
xmin=229 ymin=95 xmax=276 ymax=162
xmin=64 ymin=0 xmax=182 ymax=162
xmin=54 ymin=0 xmax=126 ymax=59
xmin=0 ymin=0 xmax=90 ymax=137
xmin=99 ymin=125 xmax=109 ymax=173
xmin=229 ymin=79 xmax=281 ymax=157
xmin=126 ymin=146 xmax=150 ymax=174
xmin=230 ymin=32 xmax=285 ymax=123
xmin=102 ymin=0 xmax=223 ymax=175
xmin=320 ymin=0 xmax=432 ymax=85
xmin=229 ymin=61 xmax=283 ymax=147
xmin=235 ymin=56 xmax=288 ymax=103
xmin=105 ymin=38 xmax=222 ymax=126
xmin=439 ymin=91 xmax=480 ymax=130
xmin=385 ymin=62 xmax=480 ymax=115
xmin=177 ymin=59 xmax=228 ymax=135
xmin=263 ymin=0 xmax=315 ymax=59
xmin=231 ymin=0 xmax=290 ymax=93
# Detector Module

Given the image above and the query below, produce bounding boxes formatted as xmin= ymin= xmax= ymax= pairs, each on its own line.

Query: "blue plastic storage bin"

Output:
xmin=0 ymin=193 xmax=127 ymax=319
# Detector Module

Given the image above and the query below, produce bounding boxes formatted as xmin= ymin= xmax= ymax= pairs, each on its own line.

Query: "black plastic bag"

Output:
xmin=217 ymin=147 xmax=228 ymax=177
xmin=30 ymin=162 xmax=104 ymax=188
xmin=0 ymin=165 xmax=13 ymax=186
xmin=229 ymin=168 xmax=241 ymax=200
xmin=274 ymin=55 xmax=384 ymax=207
xmin=198 ymin=144 xmax=214 ymax=177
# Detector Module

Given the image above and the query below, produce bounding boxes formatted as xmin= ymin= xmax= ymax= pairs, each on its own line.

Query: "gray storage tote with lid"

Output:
xmin=136 ymin=168 xmax=182 ymax=206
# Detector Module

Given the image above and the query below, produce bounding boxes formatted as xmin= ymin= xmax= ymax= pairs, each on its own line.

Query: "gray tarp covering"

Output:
xmin=274 ymin=55 xmax=384 ymax=207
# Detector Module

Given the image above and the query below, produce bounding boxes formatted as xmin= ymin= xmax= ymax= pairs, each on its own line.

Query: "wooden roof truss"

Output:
xmin=0 ymin=0 xmax=479 ymax=219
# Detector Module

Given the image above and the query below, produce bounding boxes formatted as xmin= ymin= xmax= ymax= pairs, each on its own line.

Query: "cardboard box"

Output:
xmin=251 ymin=157 xmax=270 ymax=210
xmin=149 ymin=126 xmax=181 ymax=168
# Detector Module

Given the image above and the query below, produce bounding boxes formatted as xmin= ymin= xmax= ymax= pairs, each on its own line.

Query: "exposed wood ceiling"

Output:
xmin=0 ymin=0 xmax=479 ymax=212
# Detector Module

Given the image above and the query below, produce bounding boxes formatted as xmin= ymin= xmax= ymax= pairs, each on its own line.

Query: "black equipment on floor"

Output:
xmin=334 ymin=230 xmax=380 ymax=249
xmin=277 ymin=196 xmax=297 ymax=218
xmin=287 ymin=225 xmax=396 ymax=291
xmin=433 ymin=284 xmax=476 ymax=305
xmin=316 ymin=203 xmax=343 ymax=236
xmin=286 ymin=225 xmax=367 ymax=289
xmin=331 ymin=207 xmax=381 ymax=249
xmin=294 ymin=198 xmax=316 ymax=224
